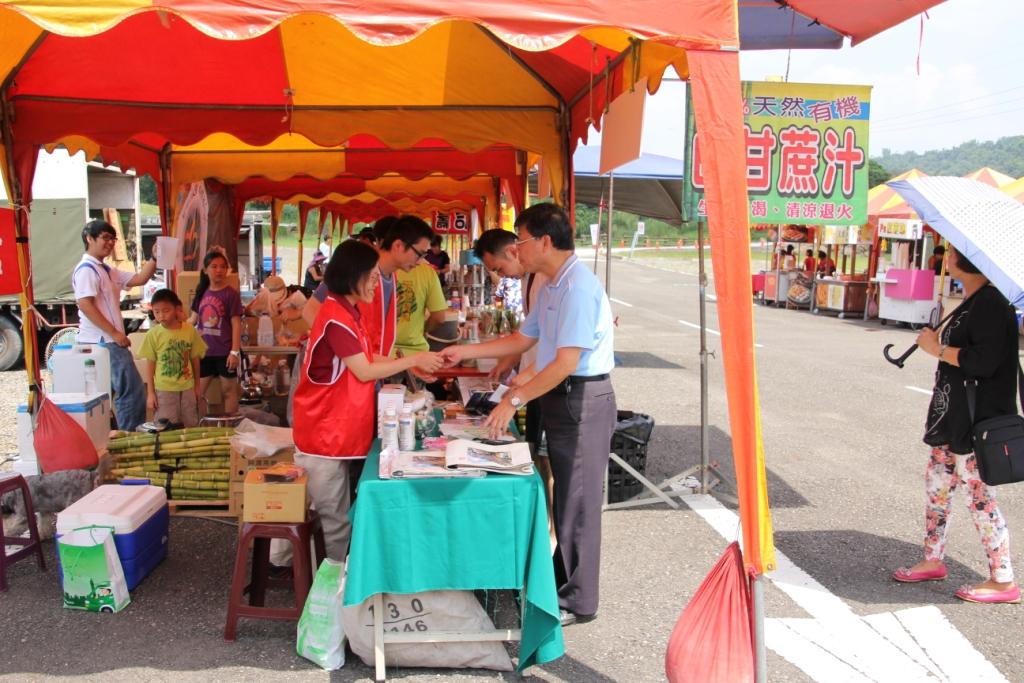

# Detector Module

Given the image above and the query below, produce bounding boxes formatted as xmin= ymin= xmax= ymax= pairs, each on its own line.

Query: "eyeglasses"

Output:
xmin=516 ymin=236 xmax=539 ymax=247
xmin=98 ymin=234 xmax=118 ymax=243
xmin=407 ymin=244 xmax=427 ymax=260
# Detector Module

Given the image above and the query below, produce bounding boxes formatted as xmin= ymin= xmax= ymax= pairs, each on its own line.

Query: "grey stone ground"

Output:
xmin=2 ymin=254 xmax=1022 ymax=681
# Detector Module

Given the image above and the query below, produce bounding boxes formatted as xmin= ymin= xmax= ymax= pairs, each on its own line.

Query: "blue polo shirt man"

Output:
xmin=440 ymin=203 xmax=616 ymax=624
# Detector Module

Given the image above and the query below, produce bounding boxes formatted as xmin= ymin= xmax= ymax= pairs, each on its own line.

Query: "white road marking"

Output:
xmin=678 ymin=320 xmax=765 ymax=348
xmin=906 ymin=386 xmax=932 ymax=396
xmin=707 ymin=294 xmax=718 ymax=302
xmin=678 ymin=320 xmax=720 ymax=335
xmin=679 ymin=493 xmax=1005 ymax=682
xmin=609 ymin=297 xmax=633 ymax=308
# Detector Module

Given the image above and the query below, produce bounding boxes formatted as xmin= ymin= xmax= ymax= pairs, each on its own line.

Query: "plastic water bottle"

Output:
xmin=257 ymin=313 xmax=274 ymax=347
xmin=381 ymin=408 xmax=399 ymax=452
xmin=398 ymin=405 xmax=416 ymax=451
xmin=275 ymin=360 xmax=291 ymax=396
xmin=83 ymin=358 xmax=97 ymax=395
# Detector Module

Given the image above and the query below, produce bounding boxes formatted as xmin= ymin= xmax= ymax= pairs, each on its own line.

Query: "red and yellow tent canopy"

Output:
xmin=1000 ymin=177 xmax=1024 ymax=204
xmin=868 ymin=168 xmax=926 ymax=220
xmin=0 ymin=1 xmax=774 ymax=576
xmin=963 ymin=167 xmax=1015 ymax=188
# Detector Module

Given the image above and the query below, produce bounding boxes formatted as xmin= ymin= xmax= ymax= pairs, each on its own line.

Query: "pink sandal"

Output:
xmin=954 ymin=584 xmax=1020 ymax=604
xmin=892 ymin=564 xmax=948 ymax=583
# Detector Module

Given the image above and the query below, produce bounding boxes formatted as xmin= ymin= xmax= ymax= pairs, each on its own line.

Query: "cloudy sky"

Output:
xmin=618 ymin=0 xmax=1022 ymax=159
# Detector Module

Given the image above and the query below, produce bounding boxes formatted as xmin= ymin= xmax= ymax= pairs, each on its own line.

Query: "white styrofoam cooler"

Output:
xmin=17 ymin=392 xmax=112 ymax=467
xmin=56 ymin=484 xmax=169 ymax=591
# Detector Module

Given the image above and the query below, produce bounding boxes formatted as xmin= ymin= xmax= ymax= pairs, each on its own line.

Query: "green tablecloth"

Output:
xmin=343 ymin=441 xmax=564 ymax=670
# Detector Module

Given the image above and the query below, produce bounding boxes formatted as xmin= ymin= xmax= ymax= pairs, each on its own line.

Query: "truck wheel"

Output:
xmin=0 ymin=315 xmax=23 ymax=371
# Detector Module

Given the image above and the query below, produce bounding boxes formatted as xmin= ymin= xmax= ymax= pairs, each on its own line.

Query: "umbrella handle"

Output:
xmin=883 ymin=342 xmax=919 ymax=369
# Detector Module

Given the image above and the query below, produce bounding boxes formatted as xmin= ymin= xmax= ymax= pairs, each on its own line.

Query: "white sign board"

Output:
xmin=877 ymin=218 xmax=923 ymax=241
xmin=589 ymin=223 xmax=600 ymax=246
xmin=636 ymin=221 xmax=645 ymax=235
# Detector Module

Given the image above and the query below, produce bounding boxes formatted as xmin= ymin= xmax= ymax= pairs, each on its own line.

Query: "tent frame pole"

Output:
xmin=753 ymin=573 xmax=767 ymax=683
xmin=605 ymin=172 xmax=613 ymax=294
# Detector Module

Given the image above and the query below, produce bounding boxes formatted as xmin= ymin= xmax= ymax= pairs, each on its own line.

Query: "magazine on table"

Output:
xmin=444 ymin=439 xmax=534 ymax=475
xmin=379 ymin=448 xmax=484 ymax=480
xmin=439 ymin=419 xmax=516 ymax=443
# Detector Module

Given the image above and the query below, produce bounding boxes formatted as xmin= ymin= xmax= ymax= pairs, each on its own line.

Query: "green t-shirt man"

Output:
xmin=138 ymin=323 xmax=207 ymax=392
xmin=394 ymin=263 xmax=448 ymax=355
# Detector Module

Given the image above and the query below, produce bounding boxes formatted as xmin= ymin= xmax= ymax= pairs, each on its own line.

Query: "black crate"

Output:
xmin=607 ymin=410 xmax=655 ymax=503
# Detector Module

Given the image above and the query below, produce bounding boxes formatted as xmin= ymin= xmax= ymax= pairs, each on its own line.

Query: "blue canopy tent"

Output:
xmin=531 ymin=145 xmax=685 ymax=225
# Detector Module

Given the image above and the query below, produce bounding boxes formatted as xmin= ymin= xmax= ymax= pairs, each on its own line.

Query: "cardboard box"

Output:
xmin=243 ymin=470 xmax=307 ymax=523
xmin=377 ymin=384 xmax=406 ymax=437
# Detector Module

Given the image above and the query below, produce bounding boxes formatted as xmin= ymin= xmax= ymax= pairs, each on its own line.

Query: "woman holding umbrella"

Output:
xmin=892 ymin=247 xmax=1020 ymax=603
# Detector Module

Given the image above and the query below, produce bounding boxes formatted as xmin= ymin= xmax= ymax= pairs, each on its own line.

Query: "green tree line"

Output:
xmin=875 ymin=135 xmax=1024 ymax=179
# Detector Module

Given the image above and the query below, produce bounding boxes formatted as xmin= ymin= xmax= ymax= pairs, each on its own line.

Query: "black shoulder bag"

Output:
xmin=967 ymin=361 xmax=1024 ymax=486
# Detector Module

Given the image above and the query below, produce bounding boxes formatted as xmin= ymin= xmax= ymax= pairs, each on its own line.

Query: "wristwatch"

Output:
xmin=509 ymin=391 xmax=524 ymax=409
xmin=229 ymin=350 xmax=240 ymax=358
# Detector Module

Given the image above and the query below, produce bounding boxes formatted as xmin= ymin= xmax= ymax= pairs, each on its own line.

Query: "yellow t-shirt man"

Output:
xmin=394 ymin=264 xmax=448 ymax=355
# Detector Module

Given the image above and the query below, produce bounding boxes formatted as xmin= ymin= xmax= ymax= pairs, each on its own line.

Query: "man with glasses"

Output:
xmin=394 ymin=217 xmax=450 ymax=358
xmin=442 ymin=204 xmax=616 ymax=627
xmin=73 ymin=219 xmax=159 ymax=430
xmin=303 ymin=215 xmax=432 ymax=360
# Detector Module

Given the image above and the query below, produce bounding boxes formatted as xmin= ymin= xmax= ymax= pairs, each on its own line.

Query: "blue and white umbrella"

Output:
xmin=888 ymin=176 xmax=1024 ymax=307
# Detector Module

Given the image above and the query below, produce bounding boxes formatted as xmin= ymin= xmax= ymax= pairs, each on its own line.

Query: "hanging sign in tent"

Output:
xmin=432 ymin=211 xmax=451 ymax=234
xmin=0 ymin=209 xmax=22 ymax=295
xmin=432 ymin=211 xmax=471 ymax=235
xmin=451 ymin=212 xmax=470 ymax=235
xmin=685 ymin=81 xmax=872 ymax=225
xmin=877 ymin=218 xmax=923 ymax=240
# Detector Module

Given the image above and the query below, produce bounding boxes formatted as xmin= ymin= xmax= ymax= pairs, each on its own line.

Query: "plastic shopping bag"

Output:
xmin=296 ymin=558 xmax=347 ymax=670
xmin=34 ymin=396 xmax=99 ymax=473
xmin=56 ymin=526 xmax=130 ymax=613
xmin=342 ymin=590 xmax=513 ymax=671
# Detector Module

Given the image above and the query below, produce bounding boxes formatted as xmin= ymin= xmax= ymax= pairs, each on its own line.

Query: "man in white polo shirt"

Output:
xmin=442 ymin=204 xmax=616 ymax=626
xmin=73 ymin=219 xmax=158 ymax=431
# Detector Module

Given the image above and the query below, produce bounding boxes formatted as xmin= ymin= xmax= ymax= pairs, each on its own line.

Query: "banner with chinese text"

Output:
xmin=432 ymin=211 xmax=470 ymax=235
xmin=685 ymin=81 xmax=871 ymax=225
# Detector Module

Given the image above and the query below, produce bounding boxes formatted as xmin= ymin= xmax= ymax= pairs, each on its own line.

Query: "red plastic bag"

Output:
xmin=665 ymin=542 xmax=754 ymax=683
xmin=33 ymin=396 xmax=99 ymax=473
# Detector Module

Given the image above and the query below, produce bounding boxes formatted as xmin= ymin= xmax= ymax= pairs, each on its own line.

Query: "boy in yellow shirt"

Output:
xmin=139 ymin=289 xmax=207 ymax=427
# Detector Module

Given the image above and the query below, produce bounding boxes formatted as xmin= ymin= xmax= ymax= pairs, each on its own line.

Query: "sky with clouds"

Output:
xmin=610 ymin=0 xmax=1022 ymax=160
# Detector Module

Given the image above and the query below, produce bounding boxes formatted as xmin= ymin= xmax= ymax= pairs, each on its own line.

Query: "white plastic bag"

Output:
xmin=229 ymin=418 xmax=294 ymax=459
xmin=57 ymin=526 xmax=130 ymax=613
xmin=342 ymin=590 xmax=513 ymax=671
xmin=296 ymin=558 xmax=347 ymax=670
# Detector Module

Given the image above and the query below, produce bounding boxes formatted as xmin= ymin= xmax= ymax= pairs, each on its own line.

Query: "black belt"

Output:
xmin=568 ymin=374 xmax=609 ymax=384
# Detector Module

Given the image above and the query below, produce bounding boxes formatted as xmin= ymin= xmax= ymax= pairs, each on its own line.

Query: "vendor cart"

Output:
xmin=812 ymin=225 xmax=873 ymax=318
xmin=873 ymin=218 xmax=943 ymax=327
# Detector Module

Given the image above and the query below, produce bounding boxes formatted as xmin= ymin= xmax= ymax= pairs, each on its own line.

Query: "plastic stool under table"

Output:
xmin=224 ymin=511 xmax=326 ymax=640
xmin=0 ymin=473 xmax=47 ymax=591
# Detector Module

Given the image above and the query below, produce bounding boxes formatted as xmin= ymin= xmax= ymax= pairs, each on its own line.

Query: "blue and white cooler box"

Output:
xmin=56 ymin=484 xmax=169 ymax=591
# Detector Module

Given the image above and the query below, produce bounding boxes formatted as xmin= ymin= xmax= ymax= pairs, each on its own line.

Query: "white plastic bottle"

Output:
xmin=257 ymin=313 xmax=274 ymax=346
xmin=83 ymin=358 xmax=97 ymax=395
xmin=398 ymin=405 xmax=416 ymax=451
xmin=381 ymin=408 xmax=399 ymax=452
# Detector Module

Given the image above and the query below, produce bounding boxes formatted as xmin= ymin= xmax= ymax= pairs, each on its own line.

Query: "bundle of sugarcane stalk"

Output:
xmin=107 ymin=427 xmax=235 ymax=501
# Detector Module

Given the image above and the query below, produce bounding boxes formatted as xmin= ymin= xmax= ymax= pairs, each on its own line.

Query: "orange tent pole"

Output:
xmin=687 ymin=50 xmax=775 ymax=576
xmin=0 ymin=95 xmax=41 ymax=404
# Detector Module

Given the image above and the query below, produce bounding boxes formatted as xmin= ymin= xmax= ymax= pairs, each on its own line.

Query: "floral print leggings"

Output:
xmin=925 ymin=446 xmax=1014 ymax=583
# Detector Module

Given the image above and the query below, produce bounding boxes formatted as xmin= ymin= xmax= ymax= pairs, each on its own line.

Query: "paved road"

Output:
xmin=607 ymin=254 xmax=1024 ymax=681
xmin=2 ymin=254 xmax=1022 ymax=682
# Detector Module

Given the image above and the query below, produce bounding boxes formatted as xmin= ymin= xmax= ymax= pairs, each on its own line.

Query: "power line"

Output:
xmin=872 ymin=83 xmax=1024 ymax=122
xmin=872 ymin=103 xmax=1024 ymax=133
xmin=872 ymin=94 xmax=1024 ymax=129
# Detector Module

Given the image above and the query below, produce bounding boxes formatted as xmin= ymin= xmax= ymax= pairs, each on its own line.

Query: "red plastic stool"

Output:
xmin=224 ymin=511 xmax=326 ymax=640
xmin=0 ymin=473 xmax=47 ymax=591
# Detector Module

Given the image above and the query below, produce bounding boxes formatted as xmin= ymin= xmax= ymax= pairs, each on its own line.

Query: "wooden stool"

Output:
xmin=224 ymin=512 xmax=326 ymax=640
xmin=0 ymin=473 xmax=47 ymax=591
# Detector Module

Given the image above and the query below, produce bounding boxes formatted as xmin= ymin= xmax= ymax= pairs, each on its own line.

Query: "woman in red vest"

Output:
xmin=292 ymin=240 xmax=443 ymax=560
